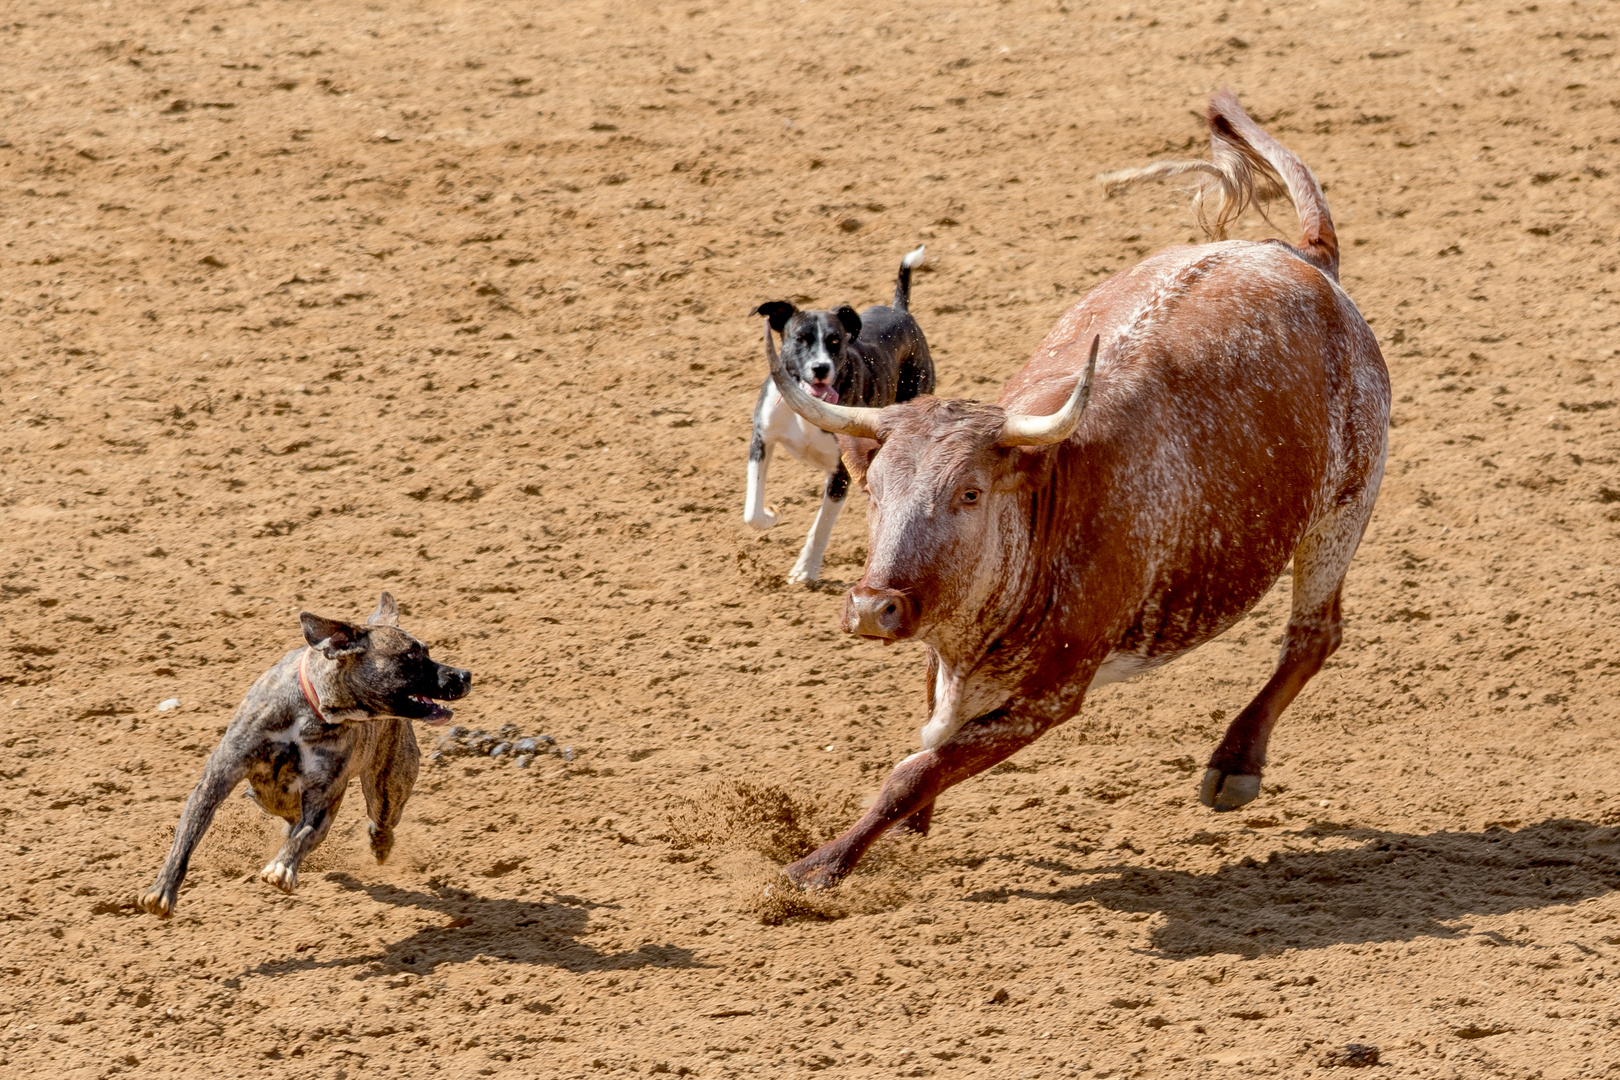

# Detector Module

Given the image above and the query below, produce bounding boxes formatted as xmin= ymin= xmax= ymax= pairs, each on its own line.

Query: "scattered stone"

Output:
xmin=428 ymin=726 xmax=573 ymax=768
xmin=1322 ymin=1043 xmax=1380 ymax=1068
xmin=156 ymin=698 xmax=181 ymax=712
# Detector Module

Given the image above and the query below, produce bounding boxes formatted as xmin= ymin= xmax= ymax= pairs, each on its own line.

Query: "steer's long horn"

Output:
xmin=763 ymin=320 xmax=884 ymax=440
xmin=997 ymin=335 xmax=1099 ymax=447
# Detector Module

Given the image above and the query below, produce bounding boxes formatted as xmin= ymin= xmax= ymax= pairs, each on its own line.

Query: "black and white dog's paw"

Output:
xmin=787 ymin=556 xmax=822 ymax=584
xmin=743 ymin=504 xmax=779 ymax=531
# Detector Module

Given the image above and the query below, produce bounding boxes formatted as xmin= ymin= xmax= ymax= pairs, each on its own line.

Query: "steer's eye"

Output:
xmin=960 ymin=488 xmax=981 ymax=505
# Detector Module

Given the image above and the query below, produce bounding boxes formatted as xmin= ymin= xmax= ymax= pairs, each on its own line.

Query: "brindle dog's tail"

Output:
xmin=892 ymin=245 xmax=926 ymax=311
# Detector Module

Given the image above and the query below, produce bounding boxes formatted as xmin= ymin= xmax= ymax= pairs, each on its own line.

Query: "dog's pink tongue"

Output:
xmin=810 ymin=385 xmax=839 ymax=404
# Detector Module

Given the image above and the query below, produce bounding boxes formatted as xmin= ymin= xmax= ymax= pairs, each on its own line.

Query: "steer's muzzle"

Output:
xmin=842 ymin=586 xmax=917 ymax=640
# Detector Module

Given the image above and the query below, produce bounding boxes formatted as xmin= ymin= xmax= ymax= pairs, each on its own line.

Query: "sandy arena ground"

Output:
xmin=4 ymin=1 xmax=1620 ymax=1076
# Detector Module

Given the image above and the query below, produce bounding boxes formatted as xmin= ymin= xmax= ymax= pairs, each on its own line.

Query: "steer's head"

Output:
xmin=764 ymin=322 xmax=1096 ymax=652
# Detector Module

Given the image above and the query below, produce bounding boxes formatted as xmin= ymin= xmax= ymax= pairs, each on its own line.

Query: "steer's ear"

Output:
xmin=997 ymin=440 xmax=1064 ymax=488
xmin=838 ymin=434 xmax=879 ymax=489
xmin=834 ymin=304 xmax=862 ymax=342
xmin=753 ymin=301 xmax=795 ymax=333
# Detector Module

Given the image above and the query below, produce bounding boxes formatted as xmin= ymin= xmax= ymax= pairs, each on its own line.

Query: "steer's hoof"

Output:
xmin=1200 ymin=769 xmax=1261 ymax=812
xmin=786 ymin=561 xmax=821 ymax=585
xmin=781 ymin=856 xmax=846 ymax=892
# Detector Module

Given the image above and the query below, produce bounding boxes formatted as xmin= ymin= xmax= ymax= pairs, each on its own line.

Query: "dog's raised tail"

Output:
xmin=1098 ymin=90 xmax=1339 ymax=280
xmin=893 ymin=244 xmax=926 ymax=310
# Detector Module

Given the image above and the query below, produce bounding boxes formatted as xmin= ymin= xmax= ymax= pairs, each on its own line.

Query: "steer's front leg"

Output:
xmin=782 ymin=706 xmax=1054 ymax=890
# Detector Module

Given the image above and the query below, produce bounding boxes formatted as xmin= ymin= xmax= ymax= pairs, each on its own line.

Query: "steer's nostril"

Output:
xmin=881 ymin=602 xmax=897 ymax=618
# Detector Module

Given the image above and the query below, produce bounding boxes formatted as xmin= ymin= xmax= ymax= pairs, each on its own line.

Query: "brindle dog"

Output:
xmin=138 ymin=592 xmax=470 ymax=917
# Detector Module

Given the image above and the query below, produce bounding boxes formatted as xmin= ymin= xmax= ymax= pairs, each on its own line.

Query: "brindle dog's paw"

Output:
xmin=368 ymin=822 xmax=394 ymax=864
xmin=1199 ymin=768 xmax=1262 ymax=811
xmin=260 ymin=860 xmax=298 ymax=894
xmin=137 ymin=888 xmax=175 ymax=918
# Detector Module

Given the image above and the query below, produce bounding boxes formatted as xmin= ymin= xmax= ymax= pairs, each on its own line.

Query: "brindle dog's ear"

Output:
xmin=367 ymin=591 xmax=400 ymax=627
xmin=834 ymin=304 xmax=862 ymax=342
xmin=300 ymin=612 xmax=368 ymax=659
xmin=753 ymin=301 xmax=795 ymax=333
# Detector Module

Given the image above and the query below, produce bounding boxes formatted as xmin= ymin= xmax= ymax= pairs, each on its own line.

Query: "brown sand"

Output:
xmin=4 ymin=1 xmax=1620 ymax=1076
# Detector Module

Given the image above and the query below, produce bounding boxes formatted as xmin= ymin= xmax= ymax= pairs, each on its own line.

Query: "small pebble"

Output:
xmin=156 ymin=698 xmax=181 ymax=712
xmin=514 ymin=737 xmax=538 ymax=754
xmin=448 ymin=725 xmax=468 ymax=739
xmin=515 ymin=755 xmax=532 ymax=769
xmin=561 ymin=746 xmax=574 ymax=762
xmin=490 ymin=742 xmax=509 ymax=758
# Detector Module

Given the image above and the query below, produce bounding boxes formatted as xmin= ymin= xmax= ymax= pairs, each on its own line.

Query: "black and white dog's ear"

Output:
xmin=834 ymin=304 xmax=862 ymax=341
xmin=752 ymin=301 xmax=795 ymax=333
xmin=300 ymin=612 xmax=369 ymax=659
xmin=367 ymin=591 xmax=400 ymax=627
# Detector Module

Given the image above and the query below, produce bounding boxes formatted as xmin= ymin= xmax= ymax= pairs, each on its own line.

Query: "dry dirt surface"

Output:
xmin=5 ymin=1 xmax=1620 ymax=1077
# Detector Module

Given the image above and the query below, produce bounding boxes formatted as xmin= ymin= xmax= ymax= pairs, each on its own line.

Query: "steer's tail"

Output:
xmin=892 ymin=245 xmax=926 ymax=311
xmin=1098 ymin=89 xmax=1339 ymax=281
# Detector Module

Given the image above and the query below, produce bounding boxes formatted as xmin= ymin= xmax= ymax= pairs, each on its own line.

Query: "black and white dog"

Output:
xmin=746 ymin=246 xmax=935 ymax=583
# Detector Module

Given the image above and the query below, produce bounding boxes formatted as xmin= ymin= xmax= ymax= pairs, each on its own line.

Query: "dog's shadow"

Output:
xmin=244 ymin=876 xmax=702 ymax=978
xmin=974 ymin=817 xmax=1620 ymax=957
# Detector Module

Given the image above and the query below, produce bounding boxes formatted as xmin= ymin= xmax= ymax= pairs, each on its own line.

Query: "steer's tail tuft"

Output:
xmin=893 ymin=245 xmax=925 ymax=311
xmin=1098 ymin=89 xmax=1339 ymax=280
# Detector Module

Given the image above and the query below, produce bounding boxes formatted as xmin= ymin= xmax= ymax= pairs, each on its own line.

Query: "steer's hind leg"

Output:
xmin=787 ymin=463 xmax=849 ymax=584
xmin=1201 ymin=511 xmax=1365 ymax=811
xmin=783 ymin=706 xmax=1053 ymax=890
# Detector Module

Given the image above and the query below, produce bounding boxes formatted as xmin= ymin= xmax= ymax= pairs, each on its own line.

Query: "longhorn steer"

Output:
xmin=766 ymin=91 xmax=1390 ymax=890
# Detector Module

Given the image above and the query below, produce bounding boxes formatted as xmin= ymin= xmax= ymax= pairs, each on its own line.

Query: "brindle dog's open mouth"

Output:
xmin=413 ymin=696 xmax=455 ymax=725
xmin=394 ymin=693 xmax=457 ymax=725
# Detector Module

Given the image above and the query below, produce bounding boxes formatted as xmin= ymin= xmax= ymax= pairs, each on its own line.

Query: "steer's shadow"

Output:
xmin=967 ymin=817 xmax=1620 ymax=957
xmin=245 ymin=876 xmax=701 ymax=978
